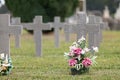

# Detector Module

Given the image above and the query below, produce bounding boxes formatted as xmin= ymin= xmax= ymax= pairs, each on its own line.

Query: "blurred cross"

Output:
xmin=0 ymin=14 xmax=22 ymax=57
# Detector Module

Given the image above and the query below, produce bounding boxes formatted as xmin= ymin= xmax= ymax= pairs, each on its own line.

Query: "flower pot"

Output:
xmin=70 ymin=67 xmax=89 ymax=75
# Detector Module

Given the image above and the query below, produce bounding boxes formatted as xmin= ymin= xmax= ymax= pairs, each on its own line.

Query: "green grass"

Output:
xmin=0 ymin=30 xmax=120 ymax=80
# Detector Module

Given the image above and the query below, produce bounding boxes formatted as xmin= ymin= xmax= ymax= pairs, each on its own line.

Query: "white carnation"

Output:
xmin=78 ymin=36 xmax=85 ymax=43
xmin=93 ymin=47 xmax=99 ymax=52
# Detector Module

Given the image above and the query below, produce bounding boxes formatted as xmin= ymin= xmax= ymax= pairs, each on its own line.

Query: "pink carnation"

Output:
xmin=82 ymin=58 xmax=92 ymax=67
xmin=69 ymin=59 xmax=77 ymax=66
xmin=73 ymin=48 xmax=82 ymax=56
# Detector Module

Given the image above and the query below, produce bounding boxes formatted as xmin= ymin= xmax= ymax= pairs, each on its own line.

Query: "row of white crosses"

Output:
xmin=11 ymin=16 xmax=68 ymax=56
xmin=87 ymin=15 xmax=108 ymax=48
xmin=0 ymin=13 xmax=107 ymax=57
xmin=64 ymin=12 xmax=107 ymax=49
xmin=0 ymin=1 xmax=106 ymax=57
xmin=51 ymin=14 xmax=87 ymax=48
xmin=11 ymin=16 xmax=73 ymax=56
xmin=11 ymin=16 xmax=51 ymax=56
xmin=49 ymin=12 xmax=105 ymax=49
xmin=0 ymin=14 xmax=22 ymax=58
xmin=51 ymin=17 xmax=72 ymax=48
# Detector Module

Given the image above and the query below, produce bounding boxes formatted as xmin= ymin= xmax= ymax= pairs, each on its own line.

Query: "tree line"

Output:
xmin=87 ymin=0 xmax=119 ymax=14
xmin=5 ymin=0 xmax=119 ymax=22
xmin=5 ymin=0 xmax=78 ymax=22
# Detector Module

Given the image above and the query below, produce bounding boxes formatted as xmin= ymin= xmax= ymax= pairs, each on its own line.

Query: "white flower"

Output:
xmin=93 ymin=47 xmax=99 ymax=52
xmin=81 ymin=36 xmax=85 ymax=41
xmin=72 ymin=41 xmax=78 ymax=47
xmin=81 ymin=50 xmax=85 ymax=54
xmin=4 ymin=54 xmax=8 ymax=63
xmin=78 ymin=36 xmax=85 ymax=43
xmin=72 ymin=41 xmax=77 ymax=45
xmin=2 ymin=63 xmax=10 ymax=67
xmin=69 ymin=45 xmax=76 ymax=51
xmin=64 ymin=52 xmax=69 ymax=57
xmin=0 ymin=53 xmax=4 ymax=59
xmin=77 ymin=55 xmax=81 ymax=60
xmin=84 ymin=47 xmax=90 ymax=52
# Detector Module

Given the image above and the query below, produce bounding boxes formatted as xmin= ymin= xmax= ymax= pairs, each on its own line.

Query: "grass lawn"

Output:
xmin=0 ymin=30 xmax=120 ymax=80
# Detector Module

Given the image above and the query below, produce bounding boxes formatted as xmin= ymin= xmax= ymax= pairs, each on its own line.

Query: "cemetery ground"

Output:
xmin=1 ymin=30 xmax=120 ymax=80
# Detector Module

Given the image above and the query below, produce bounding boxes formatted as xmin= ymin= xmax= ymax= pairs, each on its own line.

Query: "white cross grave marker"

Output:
xmin=52 ymin=16 xmax=65 ymax=48
xmin=86 ymin=15 xmax=100 ymax=48
xmin=10 ymin=17 xmax=23 ymax=48
xmin=33 ymin=16 xmax=51 ymax=56
xmin=95 ymin=16 xmax=104 ymax=43
xmin=72 ymin=12 xmax=87 ymax=40
xmin=64 ymin=18 xmax=72 ymax=42
xmin=0 ymin=14 xmax=22 ymax=57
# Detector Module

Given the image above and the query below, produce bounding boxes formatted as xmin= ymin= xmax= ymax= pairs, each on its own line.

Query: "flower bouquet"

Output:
xmin=64 ymin=36 xmax=98 ymax=75
xmin=0 ymin=53 xmax=13 ymax=75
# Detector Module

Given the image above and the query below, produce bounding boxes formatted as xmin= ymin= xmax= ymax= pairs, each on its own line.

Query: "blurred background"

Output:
xmin=0 ymin=0 xmax=120 ymax=31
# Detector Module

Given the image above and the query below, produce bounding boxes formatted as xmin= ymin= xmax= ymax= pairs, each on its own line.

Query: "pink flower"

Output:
xmin=73 ymin=48 xmax=82 ymax=56
xmin=69 ymin=59 xmax=77 ymax=66
xmin=82 ymin=58 xmax=92 ymax=67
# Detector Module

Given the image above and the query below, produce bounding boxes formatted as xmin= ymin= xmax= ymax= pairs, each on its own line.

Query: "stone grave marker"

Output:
xmin=95 ymin=16 xmax=108 ymax=45
xmin=71 ymin=12 xmax=87 ymax=40
xmin=86 ymin=15 xmax=100 ymax=48
xmin=11 ymin=17 xmax=21 ymax=25
xmin=10 ymin=17 xmax=22 ymax=48
xmin=33 ymin=16 xmax=51 ymax=56
xmin=64 ymin=18 xmax=72 ymax=42
xmin=52 ymin=16 xmax=65 ymax=48
xmin=95 ymin=16 xmax=105 ymax=43
xmin=0 ymin=14 xmax=22 ymax=57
